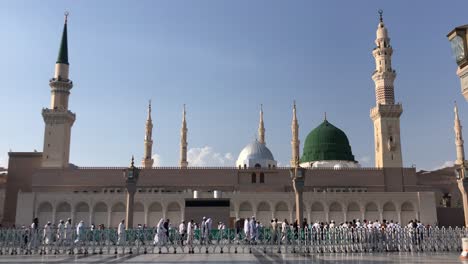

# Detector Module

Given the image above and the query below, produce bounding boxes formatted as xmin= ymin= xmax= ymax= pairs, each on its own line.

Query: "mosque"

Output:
xmin=2 ymin=13 xmax=465 ymax=228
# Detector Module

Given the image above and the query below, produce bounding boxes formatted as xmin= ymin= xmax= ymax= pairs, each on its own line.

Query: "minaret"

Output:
xmin=370 ymin=10 xmax=403 ymax=168
xmin=142 ymin=100 xmax=154 ymax=168
xmin=42 ymin=12 xmax=76 ymax=168
xmin=454 ymin=102 xmax=465 ymax=165
xmin=258 ymin=104 xmax=265 ymax=144
xmin=290 ymin=101 xmax=300 ymax=166
xmin=179 ymin=104 xmax=188 ymax=168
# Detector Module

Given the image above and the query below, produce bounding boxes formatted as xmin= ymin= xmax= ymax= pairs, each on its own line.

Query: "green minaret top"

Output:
xmin=56 ymin=12 xmax=69 ymax=65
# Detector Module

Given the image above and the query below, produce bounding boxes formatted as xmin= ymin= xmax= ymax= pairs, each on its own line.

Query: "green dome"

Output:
xmin=301 ymin=119 xmax=355 ymax=163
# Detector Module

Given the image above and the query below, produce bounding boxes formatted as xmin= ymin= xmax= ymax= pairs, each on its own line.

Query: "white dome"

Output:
xmin=236 ymin=140 xmax=277 ymax=168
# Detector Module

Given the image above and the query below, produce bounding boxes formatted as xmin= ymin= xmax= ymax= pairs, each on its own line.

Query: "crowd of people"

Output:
xmin=14 ymin=216 xmax=429 ymax=252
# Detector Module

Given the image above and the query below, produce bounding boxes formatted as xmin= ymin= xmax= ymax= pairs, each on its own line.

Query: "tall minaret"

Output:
xmin=42 ymin=12 xmax=76 ymax=168
xmin=370 ymin=10 xmax=403 ymax=168
xmin=258 ymin=104 xmax=265 ymax=144
xmin=142 ymin=100 xmax=154 ymax=168
xmin=290 ymin=101 xmax=300 ymax=166
xmin=179 ymin=104 xmax=188 ymax=168
xmin=454 ymin=102 xmax=465 ymax=165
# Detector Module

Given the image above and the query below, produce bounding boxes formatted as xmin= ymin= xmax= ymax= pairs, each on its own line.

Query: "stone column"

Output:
xmin=458 ymin=179 xmax=468 ymax=226
xmin=125 ymin=186 xmax=136 ymax=229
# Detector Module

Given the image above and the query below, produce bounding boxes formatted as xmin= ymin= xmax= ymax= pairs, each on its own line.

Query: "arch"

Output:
xmin=329 ymin=202 xmax=342 ymax=212
xmin=149 ymin=202 xmax=163 ymax=212
xmin=133 ymin=202 xmax=145 ymax=227
xmin=311 ymin=202 xmax=324 ymax=212
xmin=134 ymin=202 xmax=144 ymax=212
xmin=112 ymin=203 xmax=126 ymax=212
xmin=254 ymin=163 xmax=261 ymax=168
xmin=55 ymin=202 xmax=71 ymax=223
xmin=251 ymin=173 xmax=256 ymax=183
xmin=38 ymin=202 xmax=53 ymax=225
xmin=328 ymin=202 xmax=344 ymax=224
xmin=93 ymin=202 xmax=108 ymax=227
xmin=364 ymin=202 xmax=379 ymax=222
xmin=75 ymin=202 xmax=90 ymax=212
xmin=148 ymin=202 xmax=163 ymax=227
xmin=75 ymin=202 xmax=90 ymax=225
xmin=274 ymin=201 xmax=289 ymax=223
xmin=401 ymin=202 xmax=414 ymax=211
xmin=239 ymin=201 xmax=253 ymax=219
xmin=166 ymin=202 xmax=181 ymax=223
xmin=382 ymin=202 xmax=397 ymax=223
xmin=93 ymin=202 xmax=108 ymax=212
xmin=110 ymin=202 xmax=126 ymax=228
xmin=256 ymin=202 xmax=271 ymax=226
xmin=347 ymin=202 xmax=361 ymax=222
xmin=310 ymin=202 xmax=325 ymax=223
xmin=401 ymin=201 xmax=416 ymax=225
xmin=260 ymin=173 xmax=265 ymax=183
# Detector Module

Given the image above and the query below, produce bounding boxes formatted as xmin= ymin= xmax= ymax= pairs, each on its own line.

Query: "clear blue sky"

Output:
xmin=0 ymin=0 xmax=467 ymax=170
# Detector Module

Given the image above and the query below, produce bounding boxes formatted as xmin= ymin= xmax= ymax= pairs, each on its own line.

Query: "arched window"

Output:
xmin=244 ymin=164 xmax=247 ymax=169
xmin=260 ymin=173 xmax=265 ymax=183
xmin=251 ymin=173 xmax=256 ymax=183
xmin=254 ymin=163 xmax=261 ymax=168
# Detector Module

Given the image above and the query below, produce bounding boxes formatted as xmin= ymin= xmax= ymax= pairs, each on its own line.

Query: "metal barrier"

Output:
xmin=0 ymin=226 xmax=465 ymax=255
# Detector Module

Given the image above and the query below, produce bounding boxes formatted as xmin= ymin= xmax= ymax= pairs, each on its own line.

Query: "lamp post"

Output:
xmin=290 ymin=157 xmax=306 ymax=228
xmin=447 ymin=25 xmax=468 ymax=101
xmin=123 ymin=156 xmax=140 ymax=229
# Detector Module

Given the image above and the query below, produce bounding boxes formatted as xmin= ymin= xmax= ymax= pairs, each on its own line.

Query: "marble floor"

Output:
xmin=0 ymin=252 xmax=465 ymax=263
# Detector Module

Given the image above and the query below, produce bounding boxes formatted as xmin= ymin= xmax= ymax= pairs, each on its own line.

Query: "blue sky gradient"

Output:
xmin=0 ymin=0 xmax=467 ymax=170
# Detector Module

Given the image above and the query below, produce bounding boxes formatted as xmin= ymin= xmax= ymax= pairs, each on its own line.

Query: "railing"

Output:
xmin=0 ymin=226 xmax=465 ymax=255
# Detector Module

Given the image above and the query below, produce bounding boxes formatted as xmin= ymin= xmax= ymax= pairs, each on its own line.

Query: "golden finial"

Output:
xmin=378 ymin=9 xmax=383 ymax=22
xmin=64 ymin=11 xmax=69 ymax=24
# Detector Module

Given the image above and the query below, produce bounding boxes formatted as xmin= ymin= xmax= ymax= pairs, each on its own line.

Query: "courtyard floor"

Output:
xmin=0 ymin=251 xmax=465 ymax=263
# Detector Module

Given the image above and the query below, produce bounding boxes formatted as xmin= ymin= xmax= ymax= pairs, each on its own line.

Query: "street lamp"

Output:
xmin=289 ymin=157 xmax=306 ymax=228
xmin=447 ymin=25 xmax=468 ymax=101
xmin=123 ymin=156 xmax=140 ymax=229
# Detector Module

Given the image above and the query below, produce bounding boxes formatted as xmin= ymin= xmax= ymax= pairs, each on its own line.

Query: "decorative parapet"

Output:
xmin=42 ymin=108 xmax=76 ymax=124
xmin=69 ymin=166 xmax=413 ymax=171
xmin=370 ymin=103 xmax=403 ymax=119
xmin=49 ymin=78 xmax=73 ymax=92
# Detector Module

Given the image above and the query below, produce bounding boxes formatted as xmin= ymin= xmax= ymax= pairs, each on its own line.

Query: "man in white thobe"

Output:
xmin=117 ymin=220 xmax=126 ymax=245
xmin=249 ymin=217 xmax=257 ymax=242
xmin=43 ymin=222 xmax=53 ymax=245
xmin=243 ymin=218 xmax=250 ymax=241
xmin=57 ymin=220 xmax=65 ymax=245
xmin=205 ymin=218 xmax=212 ymax=244
xmin=200 ymin=217 xmax=207 ymax=245
xmin=179 ymin=221 xmax=186 ymax=246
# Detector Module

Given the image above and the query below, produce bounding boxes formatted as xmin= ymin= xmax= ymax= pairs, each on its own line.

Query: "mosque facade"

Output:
xmin=2 ymin=13 xmax=465 ymax=228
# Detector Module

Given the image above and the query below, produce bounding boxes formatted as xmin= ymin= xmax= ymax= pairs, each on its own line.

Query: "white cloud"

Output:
xmin=188 ymin=146 xmax=234 ymax=167
xmin=152 ymin=153 xmax=161 ymax=167
xmin=0 ymin=155 xmax=7 ymax=169
xmin=430 ymin=160 xmax=454 ymax=171
xmin=358 ymin=156 xmax=372 ymax=166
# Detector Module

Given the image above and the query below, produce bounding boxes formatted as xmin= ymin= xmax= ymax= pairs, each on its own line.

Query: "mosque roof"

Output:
xmin=236 ymin=140 xmax=275 ymax=164
xmin=301 ymin=119 xmax=355 ymax=163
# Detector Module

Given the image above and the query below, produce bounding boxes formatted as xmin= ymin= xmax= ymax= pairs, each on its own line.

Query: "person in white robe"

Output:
xmin=117 ymin=219 xmax=126 ymax=245
xmin=186 ymin=220 xmax=194 ymax=246
xmin=200 ymin=217 xmax=207 ymax=244
xmin=205 ymin=218 xmax=212 ymax=244
xmin=57 ymin=220 xmax=65 ymax=245
xmin=75 ymin=221 xmax=85 ymax=245
xmin=281 ymin=219 xmax=288 ymax=243
xmin=249 ymin=217 xmax=257 ymax=242
xmin=43 ymin=222 xmax=53 ymax=245
xmin=179 ymin=221 xmax=186 ymax=246
xmin=153 ymin=218 xmax=166 ymax=245
xmin=243 ymin=218 xmax=250 ymax=241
